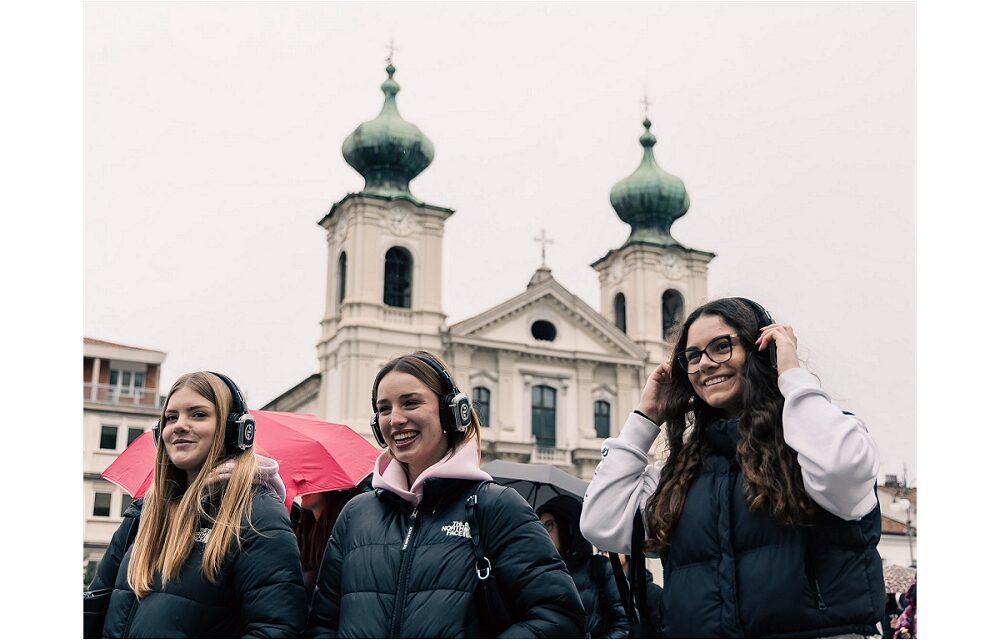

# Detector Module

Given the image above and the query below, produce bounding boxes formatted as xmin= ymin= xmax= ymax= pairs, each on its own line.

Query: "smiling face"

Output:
xmin=375 ymin=370 xmax=450 ymax=485
xmin=162 ymin=385 xmax=219 ymax=484
xmin=685 ymin=314 xmax=747 ymax=418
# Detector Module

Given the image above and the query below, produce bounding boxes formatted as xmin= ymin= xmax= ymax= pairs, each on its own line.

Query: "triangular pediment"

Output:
xmin=449 ymin=275 xmax=647 ymax=361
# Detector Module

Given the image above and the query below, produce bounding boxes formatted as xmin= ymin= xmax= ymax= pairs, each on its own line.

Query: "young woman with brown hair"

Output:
xmin=308 ymin=351 xmax=584 ymax=638
xmin=581 ymin=298 xmax=885 ymax=638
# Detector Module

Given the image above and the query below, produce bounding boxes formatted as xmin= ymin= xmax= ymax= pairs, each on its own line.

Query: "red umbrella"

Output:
xmin=101 ymin=410 xmax=378 ymax=510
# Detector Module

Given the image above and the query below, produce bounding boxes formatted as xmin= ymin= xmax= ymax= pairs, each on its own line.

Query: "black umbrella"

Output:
xmin=481 ymin=459 xmax=589 ymax=509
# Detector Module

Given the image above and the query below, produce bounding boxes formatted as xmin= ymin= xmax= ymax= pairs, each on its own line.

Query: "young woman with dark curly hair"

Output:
xmin=580 ymin=297 xmax=885 ymax=638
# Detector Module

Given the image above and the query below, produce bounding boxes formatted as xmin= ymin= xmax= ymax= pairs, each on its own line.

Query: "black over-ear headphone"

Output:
xmin=370 ymin=354 xmax=473 ymax=448
xmin=153 ymin=372 xmax=256 ymax=454
xmin=733 ymin=297 xmax=778 ymax=370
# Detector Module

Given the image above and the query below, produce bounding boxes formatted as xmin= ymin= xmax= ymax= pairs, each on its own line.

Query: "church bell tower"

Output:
xmin=316 ymin=61 xmax=453 ymax=435
xmin=591 ymin=116 xmax=715 ymax=366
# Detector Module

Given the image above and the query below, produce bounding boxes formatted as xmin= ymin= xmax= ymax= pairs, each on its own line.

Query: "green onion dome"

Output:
xmin=609 ymin=118 xmax=690 ymax=246
xmin=342 ymin=64 xmax=434 ymax=197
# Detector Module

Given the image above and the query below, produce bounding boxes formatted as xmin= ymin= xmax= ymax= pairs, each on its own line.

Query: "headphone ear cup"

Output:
xmin=455 ymin=394 xmax=472 ymax=430
xmin=370 ymin=414 xmax=387 ymax=448
xmin=237 ymin=414 xmax=255 ymax=449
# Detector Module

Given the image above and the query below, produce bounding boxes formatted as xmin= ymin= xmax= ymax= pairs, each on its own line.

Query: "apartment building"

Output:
xmin=82 ymin=337 xmax=165 ymax=586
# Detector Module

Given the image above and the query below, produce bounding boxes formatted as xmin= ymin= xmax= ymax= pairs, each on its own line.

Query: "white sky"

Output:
xmin=5 ymin=0 xmax=1000 ymax=634
xmin=82 ymin=1 xmax=917 ymax=480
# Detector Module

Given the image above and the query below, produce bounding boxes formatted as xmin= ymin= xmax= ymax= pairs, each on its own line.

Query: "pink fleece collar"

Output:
xmin=371 ymin=439 xmax=492 ymax=507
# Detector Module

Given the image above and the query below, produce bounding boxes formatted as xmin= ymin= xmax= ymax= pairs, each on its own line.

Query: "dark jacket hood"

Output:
xmin=537 ymin=494 xmax=592 ymax=562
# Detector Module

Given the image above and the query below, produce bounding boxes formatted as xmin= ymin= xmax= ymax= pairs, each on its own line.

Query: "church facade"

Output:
xmin=264 ymin=62 xmax=715 ymax=479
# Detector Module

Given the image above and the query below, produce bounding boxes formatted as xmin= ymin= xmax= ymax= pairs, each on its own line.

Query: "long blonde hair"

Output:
xmin=127 ymin=372 xmax=259 ymax=598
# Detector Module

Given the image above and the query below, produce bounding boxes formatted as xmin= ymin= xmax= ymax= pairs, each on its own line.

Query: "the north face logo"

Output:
xmin=441 ymin=521 xmax=471 ymax=538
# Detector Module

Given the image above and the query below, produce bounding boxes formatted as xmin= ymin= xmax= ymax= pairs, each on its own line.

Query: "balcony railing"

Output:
xmin=83 ymin=383 xmax=162 ymax=409
xmin=530 ymin=446 xmax=571 ymax=466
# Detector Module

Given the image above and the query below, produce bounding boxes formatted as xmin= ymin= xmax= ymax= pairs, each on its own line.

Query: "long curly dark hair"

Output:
xmin=644 ymin=297 xmax=815 ymax=555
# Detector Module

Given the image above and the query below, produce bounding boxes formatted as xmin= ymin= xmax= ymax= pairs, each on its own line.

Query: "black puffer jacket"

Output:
xmin=537 ymin=495 xmax=629 ymax=639
xmin=659 ymin=418 xmax=884 ymax=638
xmin=308 ymin=478 xmax=586 ymax=638
xmin=91 ymin=488 xmax=306 ymax=638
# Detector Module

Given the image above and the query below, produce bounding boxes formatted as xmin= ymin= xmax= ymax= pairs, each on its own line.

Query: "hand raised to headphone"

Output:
xmin=636 ymin=359 xmax=673 ymax=426
xmin=755 ymin=323 xmax=800 ymax=376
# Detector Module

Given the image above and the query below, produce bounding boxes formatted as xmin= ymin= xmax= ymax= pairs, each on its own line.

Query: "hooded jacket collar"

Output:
xmin=536 ymin=494 xmax=591 ymax=563
xmin=371 ymin=439 xmax=491 ymax=507
xmin=705 ymin=417 xmax=741 ymax=461
xmin=203 ymin=454 xmax=287 ymax=503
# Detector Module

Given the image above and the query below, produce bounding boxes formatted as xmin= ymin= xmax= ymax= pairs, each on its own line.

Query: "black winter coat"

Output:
xmin=536 ymin=494 xmax=629 ymax=639
xmin=90 ymin=489 xmax=307 ymax=638
xmin=308 ymin=478 xmax=586 ymax=638
xmin=658 ymin=419 xmax=884 ymax=638
xmin=565 ymin=556 xmax=630 ymax=639
xmin=642 ymin=569 xmax=663 ymax=637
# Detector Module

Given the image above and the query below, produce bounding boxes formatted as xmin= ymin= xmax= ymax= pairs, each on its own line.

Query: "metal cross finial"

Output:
xmin=385 ymin=39 xmax=398 ymax=65
xmin=641 ymin=95 xmax=653 ymax=120
xmin=534 ymin=229 xmax=554 ymax=266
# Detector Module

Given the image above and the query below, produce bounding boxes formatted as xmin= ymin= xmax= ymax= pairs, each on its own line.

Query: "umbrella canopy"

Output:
xmin=480 ymin=460 xmax=589 ymax=509
xmin=101 ymin=410 xmax=378 ymax=510
xmin=882 ymin=564 xmax=916 ymax=593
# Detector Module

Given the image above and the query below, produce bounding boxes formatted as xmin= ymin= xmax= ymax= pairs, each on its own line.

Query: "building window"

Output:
xmin=108 ymin=367 xmax=144 ymax=399
xmin=383 ymin=247 xmax=412 ymax=308
xmin=337 ymin=251 xmax=347 ymax=305
xmin=127 ymin=427 xmax=144 ymax=446
xmin=100 ymin=425 xmax=118 ymax=450
xmin=472 ymin=387 xmax=491 ymax=427
xmin=614 ymin=293 xmax=627 ymax=333
xmin=93 ymin=492 xmax=112 ymax=517
xmin=84 ymin=560 xmax=100 ymax=587
xmin=531 ymin=385 xmax=557 ymax=447
xmin=121 ymin=494 xmax=134 ymax=517
xmin=594 ymin=400 xmax=611 ymax=438
xmin=530 ymin=320 xmax=557 ymax=341
xmin=662 ymin=289 xmax=684 ymax=338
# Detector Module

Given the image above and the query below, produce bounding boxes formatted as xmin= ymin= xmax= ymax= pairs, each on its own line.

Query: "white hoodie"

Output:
xmin=579 ymin=367 xmax=881 ymax=555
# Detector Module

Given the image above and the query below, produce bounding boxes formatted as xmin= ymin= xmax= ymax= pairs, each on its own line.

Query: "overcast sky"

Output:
xmin=83 ymin=2 xmax=916 ymax=481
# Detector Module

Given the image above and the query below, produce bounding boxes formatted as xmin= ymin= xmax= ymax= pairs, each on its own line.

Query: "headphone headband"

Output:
xmin=410 ymin=354 xmax=460 ymax=397
xmin=732 ymin=297 xmax=777 ymax=370
xmin=207 ymin=371 xmax=249 ymax=416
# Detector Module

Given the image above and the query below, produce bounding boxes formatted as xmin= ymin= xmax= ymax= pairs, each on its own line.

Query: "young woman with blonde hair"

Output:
xmin=88 ymin=371 xmax=306 ymax=637
xmin=308 ymin=351 xmax=584 ymax=637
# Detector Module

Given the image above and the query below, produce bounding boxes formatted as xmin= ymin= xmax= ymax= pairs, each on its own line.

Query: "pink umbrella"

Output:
xmin=102 ymin=410 xmax=378 ymax=510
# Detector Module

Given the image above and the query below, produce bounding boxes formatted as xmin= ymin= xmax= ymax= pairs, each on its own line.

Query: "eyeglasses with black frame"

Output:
xmin=676 ymin=334 xmax=740 ymax=373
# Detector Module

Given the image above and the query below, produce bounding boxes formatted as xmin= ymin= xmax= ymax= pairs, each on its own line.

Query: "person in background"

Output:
xmin=536 ymin=495 xmax=629 ymax=638
xmin=89 ymin=371 xmax=306 ymax=637
xmin=293 ymin=486 xmax=366 ymax=600
xmin=581 ymin=297 xmax=884 ymax=638
xmin=308 ymin=351 xmax=584 ymax=637
xmin=892 ymin=579 xmax=916 ymax=638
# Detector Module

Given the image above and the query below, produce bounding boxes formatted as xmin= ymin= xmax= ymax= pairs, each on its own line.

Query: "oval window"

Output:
xmin=531 ymin=320 xmax=557 ymax=341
